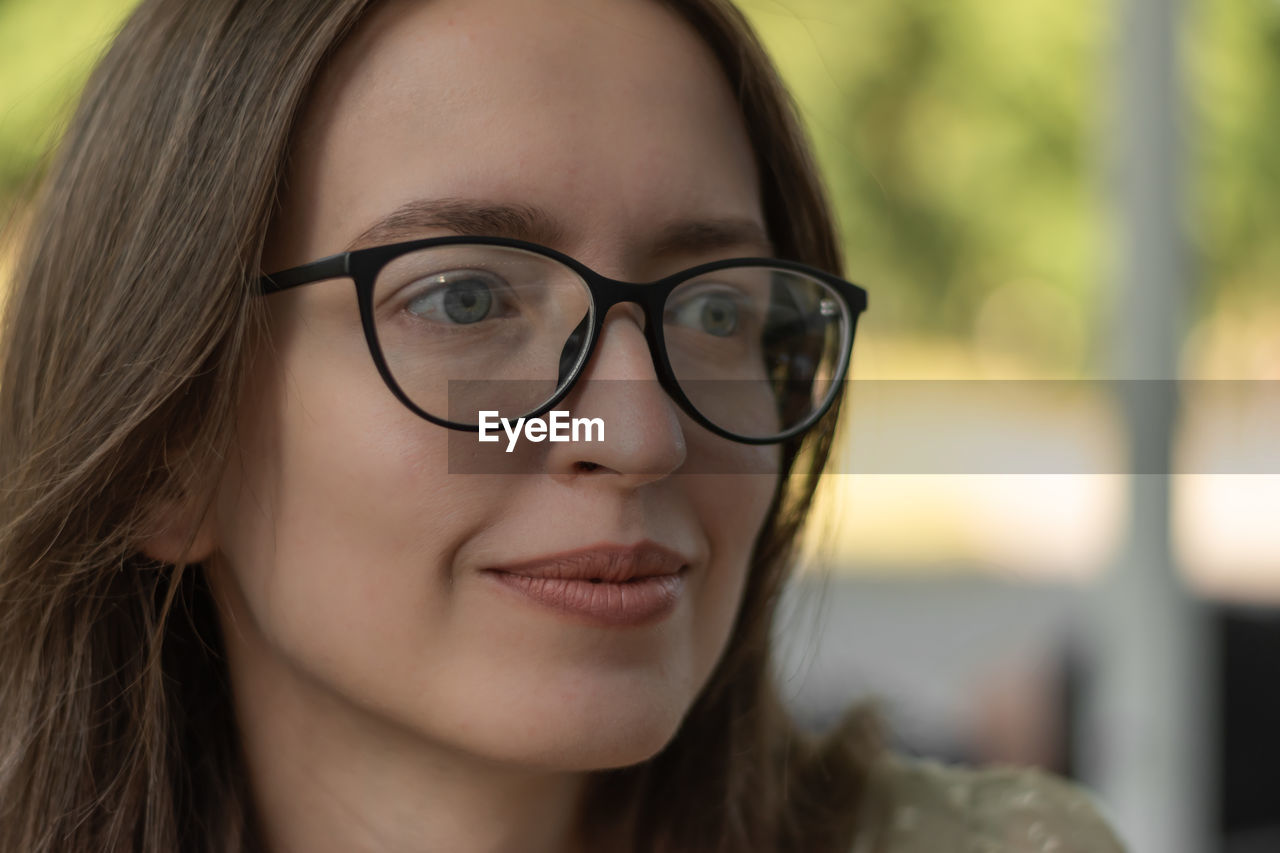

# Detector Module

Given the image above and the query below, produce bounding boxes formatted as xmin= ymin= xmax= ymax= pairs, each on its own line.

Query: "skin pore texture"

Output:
xmin=176 ymin=1 xmax=782 ymax=851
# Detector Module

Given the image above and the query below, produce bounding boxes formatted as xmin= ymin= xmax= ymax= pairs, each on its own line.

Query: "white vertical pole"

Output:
xmin=1082 ymin=0 xmax=1214 ymax=851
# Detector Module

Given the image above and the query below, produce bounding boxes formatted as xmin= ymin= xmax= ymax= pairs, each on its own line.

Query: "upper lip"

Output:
xmin=486 ymin=542 xmax=689 ymax=583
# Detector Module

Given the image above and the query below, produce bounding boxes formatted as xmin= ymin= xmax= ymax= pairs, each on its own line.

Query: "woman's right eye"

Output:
xmin=404 ymin=271 xmax=504 ymax=325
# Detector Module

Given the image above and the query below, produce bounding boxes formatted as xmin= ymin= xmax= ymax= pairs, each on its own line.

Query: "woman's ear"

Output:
xmin=138 ymin=494 xmax=218 ymax=565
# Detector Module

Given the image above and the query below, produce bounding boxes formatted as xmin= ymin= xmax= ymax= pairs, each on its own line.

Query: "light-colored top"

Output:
xmin=853 ymin=756 xmax=1127 ymax=853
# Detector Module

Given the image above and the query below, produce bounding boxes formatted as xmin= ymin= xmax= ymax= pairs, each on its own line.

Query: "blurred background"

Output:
xmin=2 ymin=0 xmax=1277 ymax=851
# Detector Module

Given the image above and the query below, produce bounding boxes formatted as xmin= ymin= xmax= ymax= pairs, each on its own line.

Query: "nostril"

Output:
xmin=574 ymin=461 xmax=601 ymax=472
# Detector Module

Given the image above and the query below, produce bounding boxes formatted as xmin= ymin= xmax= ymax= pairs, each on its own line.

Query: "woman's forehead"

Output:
xmin=269 ymin=0 xmax=763 ymax=271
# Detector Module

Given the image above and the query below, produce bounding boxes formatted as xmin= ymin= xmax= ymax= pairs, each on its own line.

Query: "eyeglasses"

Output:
xmin=259 ymin=236 xmax=867 ymax=444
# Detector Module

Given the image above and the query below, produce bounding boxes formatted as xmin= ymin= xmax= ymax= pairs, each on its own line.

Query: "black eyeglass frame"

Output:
xmin=260 ymin=235 xmax=868 ymax=445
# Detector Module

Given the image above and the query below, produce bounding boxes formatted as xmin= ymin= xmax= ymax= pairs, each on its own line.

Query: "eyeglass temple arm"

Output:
xmin=259 ymin=252 xmax=352 ymax=294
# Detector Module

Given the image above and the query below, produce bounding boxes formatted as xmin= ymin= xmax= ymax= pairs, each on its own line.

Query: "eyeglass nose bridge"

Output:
xmin=554 ymin=273 xmax=686 ymax=407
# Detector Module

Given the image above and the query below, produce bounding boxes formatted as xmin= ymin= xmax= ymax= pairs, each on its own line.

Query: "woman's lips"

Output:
xmin=482 ymin=543 xmax=688 ymax=627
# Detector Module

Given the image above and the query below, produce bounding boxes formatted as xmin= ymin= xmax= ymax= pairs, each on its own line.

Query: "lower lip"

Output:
xmin=485 ymin=570 xmax=685 ymax=627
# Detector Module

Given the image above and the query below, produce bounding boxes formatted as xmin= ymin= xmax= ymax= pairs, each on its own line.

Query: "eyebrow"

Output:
xmin=345 ymin=198 xmax=774 ymax=260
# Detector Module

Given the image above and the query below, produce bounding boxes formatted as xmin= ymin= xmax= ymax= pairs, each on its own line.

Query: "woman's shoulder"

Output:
xmin=852 ymin=753 xmax=1127 ymax=853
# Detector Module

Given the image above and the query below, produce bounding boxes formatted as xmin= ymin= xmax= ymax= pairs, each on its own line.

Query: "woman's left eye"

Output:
xmin=667 ymin=290 xmax=742 ymax=337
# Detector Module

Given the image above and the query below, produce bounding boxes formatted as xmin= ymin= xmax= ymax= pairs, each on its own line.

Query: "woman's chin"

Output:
xmin=525 ymin=726 xmax=680 ymax=773
xmin=463 ymin=696 xmax=689 ymax=773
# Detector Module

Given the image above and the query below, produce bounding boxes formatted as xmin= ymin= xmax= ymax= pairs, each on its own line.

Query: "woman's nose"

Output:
xmin=544 ymin=304 xmax=686 ymax=485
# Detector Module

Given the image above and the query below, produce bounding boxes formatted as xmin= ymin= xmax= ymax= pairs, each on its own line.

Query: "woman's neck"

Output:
xmin=225 ymin=630 xmax=589 ymax=853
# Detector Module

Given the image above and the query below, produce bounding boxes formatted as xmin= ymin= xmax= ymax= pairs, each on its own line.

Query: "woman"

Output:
xmin=0 ymin=0 xmax=1125 ymax=850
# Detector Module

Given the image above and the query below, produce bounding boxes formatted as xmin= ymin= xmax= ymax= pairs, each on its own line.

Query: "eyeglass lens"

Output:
xmin=368 ymin=244 xmax=848 ymax=440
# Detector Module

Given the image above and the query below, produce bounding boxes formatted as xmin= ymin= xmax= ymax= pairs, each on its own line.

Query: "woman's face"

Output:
xmin=210 ymin=0 xmax=777 ymax=772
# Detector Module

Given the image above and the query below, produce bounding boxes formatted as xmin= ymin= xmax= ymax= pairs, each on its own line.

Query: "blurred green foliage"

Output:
xmin=741 ymin=0 xmax=1103 ymax=361
xmin=1187 ymin=0 xmax=1280 ymax=315
xmin=1 ymin=0 xmax=1276 ymax=373
xmin=740 ymin=0 xmax=1280 ymax=374
xmin=0 ymin=0 xmax=137 ymax=199
xmin=747 ymin=0 xmax=1105 ymax=371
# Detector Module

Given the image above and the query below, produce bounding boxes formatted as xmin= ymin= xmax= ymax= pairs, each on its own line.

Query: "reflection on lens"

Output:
xmin=665 ymin=267 xmax=849 ymax=440
xmin=370 ymin=245 xmax=592 ymax=425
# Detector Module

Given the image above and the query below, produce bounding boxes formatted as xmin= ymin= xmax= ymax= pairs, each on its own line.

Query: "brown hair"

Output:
xmin=0 ymin=1 xmax=880 ymax=850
